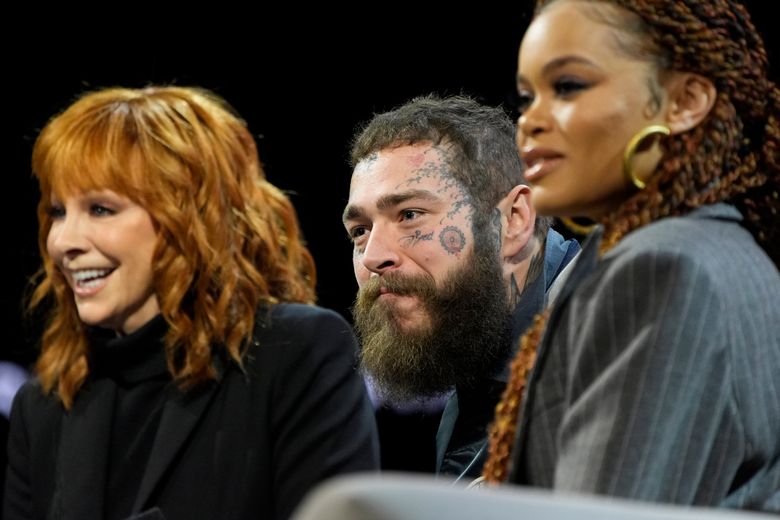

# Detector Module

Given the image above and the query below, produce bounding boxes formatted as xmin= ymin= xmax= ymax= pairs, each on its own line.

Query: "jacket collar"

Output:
xmin=55 ymin=379 xmax=116 ymax=519
xmin=131 ymin=382 xmax=219 ymax=513
xmin=56 ymin=316 xmax=223 ymax=518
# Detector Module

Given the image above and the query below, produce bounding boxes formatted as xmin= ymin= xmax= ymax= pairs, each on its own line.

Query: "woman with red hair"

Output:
xmin=4 ymin=86 xmax=379 ymax=520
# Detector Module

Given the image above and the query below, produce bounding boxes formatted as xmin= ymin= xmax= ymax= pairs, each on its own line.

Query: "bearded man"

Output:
xmin=342 ymin=95 xmax=580 ymax=481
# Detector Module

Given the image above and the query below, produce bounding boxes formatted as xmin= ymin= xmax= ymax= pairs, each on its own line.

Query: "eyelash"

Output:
xmin=90 ymin=204 xmax=114 ymax=216
xmin=346 ymin=209 xmax=425 ymax=244
xmin=513 ymin=77 xmax=591 ymax=116
xmin=554 ymin=77 xmax=589 ymax=97
xmin=47 ymin=204 xmax=116 ymax=219
xmin=401 ymin=209 xmax=422 ymax=221
xmin=348 ymin=227 xmax=367 ymax=242
xmin=48 ymin=205 xmax=65 ymax=219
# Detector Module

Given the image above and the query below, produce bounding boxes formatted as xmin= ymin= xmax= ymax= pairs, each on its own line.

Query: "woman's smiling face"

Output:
xmin=46 ymin=189 xmax=160 ymax=334
xmin=516 ymin=0 xmax=670 ymax=219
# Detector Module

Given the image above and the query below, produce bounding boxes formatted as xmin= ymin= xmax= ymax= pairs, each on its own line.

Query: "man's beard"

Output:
xmin=353 ymin=241 xmax=511 ymax=406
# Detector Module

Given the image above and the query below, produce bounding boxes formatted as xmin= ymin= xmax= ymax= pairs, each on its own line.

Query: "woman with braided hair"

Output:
xmin=481 ymin=0 xmax=780 ymax=511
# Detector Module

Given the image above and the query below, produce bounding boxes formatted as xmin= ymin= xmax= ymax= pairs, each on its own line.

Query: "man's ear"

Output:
xmin=664 ymin=72 xmax=717 ymax=135
xmin=497 ymin=184 xmax=535 ymax=262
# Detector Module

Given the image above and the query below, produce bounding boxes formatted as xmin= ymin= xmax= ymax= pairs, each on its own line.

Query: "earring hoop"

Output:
xmin=623 ymin=124 xmax=670 ymax=190
xmin=559 ymin=216 xmax=596 ymax=236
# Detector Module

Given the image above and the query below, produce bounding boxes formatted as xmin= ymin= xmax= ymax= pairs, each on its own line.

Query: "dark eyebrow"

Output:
xmin=516 ymin=54 xmax=602 ymax=87
xmin=342 ymin=204 xmax=364 ymax=223
xmin=342 ymin=189 xmax=440 ymax=223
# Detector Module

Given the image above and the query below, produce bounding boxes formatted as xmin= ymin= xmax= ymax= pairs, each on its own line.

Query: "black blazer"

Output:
xmin=4 ymin=303 xmax=380 ymax=520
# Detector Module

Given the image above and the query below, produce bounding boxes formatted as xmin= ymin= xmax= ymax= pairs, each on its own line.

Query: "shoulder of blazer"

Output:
xmin=607 ymin=203 xmax=745 ymax=260
xmin=12 ymin=378 xmax=62 ymax=421
xmin=6 ymin=378 xmax=64 ymax=469
xmin=241 ymin=302 xmax=357 ymax=369
xmin=252 ymin=303 xmax=353 ymax=345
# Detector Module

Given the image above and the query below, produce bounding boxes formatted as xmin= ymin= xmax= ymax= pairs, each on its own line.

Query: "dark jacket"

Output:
xmin=435 ymin=228 xmax=580 ymax=481
xmin=4 ymin=303 xmax=380 ymax=520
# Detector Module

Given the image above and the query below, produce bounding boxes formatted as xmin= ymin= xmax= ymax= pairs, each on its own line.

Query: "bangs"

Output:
xmin=33 ymin=100 xmax=149 ymax=204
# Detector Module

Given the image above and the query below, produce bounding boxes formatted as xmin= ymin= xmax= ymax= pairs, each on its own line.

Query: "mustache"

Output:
xmin=352 ymin=245 xmax=512 ymax=405
xmin=357 ymin=272 xmax=437 ymax=304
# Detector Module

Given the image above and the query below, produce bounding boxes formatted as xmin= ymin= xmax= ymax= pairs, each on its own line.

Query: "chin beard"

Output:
xmin=353 ymin=247 xmax=511 ymax=406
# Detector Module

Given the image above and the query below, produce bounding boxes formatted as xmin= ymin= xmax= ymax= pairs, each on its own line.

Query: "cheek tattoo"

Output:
xmin=400 ymin=229 xmax=434 ymax=248
xmin=439 ymin=226 xmax=466 ymax=255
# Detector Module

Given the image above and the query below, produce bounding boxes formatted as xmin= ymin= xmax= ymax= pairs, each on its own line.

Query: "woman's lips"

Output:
xmin=524 ymin=156 xmax=564 ymax=182
xmin=520 ymin=147 xmax=565 ymax=182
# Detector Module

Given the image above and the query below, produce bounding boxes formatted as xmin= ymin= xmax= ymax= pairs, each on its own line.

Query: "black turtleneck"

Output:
xmin=88 ymin=315 xmax=171 ymax=520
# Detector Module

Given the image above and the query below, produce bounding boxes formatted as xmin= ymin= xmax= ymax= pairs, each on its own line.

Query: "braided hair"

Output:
xmin=483 ymin=0 xmax=780 ymax=483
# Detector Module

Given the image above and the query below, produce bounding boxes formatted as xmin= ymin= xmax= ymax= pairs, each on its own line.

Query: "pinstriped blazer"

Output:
xmin=509 ymin=204 xmax=780 ymax=513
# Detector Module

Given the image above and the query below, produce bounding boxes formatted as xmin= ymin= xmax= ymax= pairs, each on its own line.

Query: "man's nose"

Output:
xmin=361 ymin=227 xmax=401 ymax=275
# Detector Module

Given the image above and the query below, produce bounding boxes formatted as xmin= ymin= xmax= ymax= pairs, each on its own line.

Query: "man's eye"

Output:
xmin=401 ymin=210 xmax=421 ymax=221
xmin=349 ymin=227 xmax=367 ymax=242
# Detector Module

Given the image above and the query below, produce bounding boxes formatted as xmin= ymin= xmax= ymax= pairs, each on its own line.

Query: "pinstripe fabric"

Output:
xmin=509 ymin=204 xmax=780 ymax=513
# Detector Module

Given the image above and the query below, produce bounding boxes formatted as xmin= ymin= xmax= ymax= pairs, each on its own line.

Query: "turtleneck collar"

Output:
xmin=88 ymin=314 xmax=170 ymax=384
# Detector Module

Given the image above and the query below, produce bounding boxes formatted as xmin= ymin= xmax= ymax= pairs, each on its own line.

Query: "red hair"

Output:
xmin=30 ymin=86 xmax=316 ymax=409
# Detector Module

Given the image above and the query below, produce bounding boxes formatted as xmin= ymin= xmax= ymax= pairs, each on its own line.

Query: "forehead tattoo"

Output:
xmin=360 ymin=151 xmax=380 ymax=169
xmin=396 ymin=146 xmax=474 ymax=224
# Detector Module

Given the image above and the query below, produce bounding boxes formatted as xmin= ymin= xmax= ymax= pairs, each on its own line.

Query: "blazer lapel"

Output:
xmin=131 ymin=380 xmax=219 ymax=513
xmin=56 ymin=379 xmax=117 ymax=519
xmin=509 ymin=227 xmax=603 ymax=479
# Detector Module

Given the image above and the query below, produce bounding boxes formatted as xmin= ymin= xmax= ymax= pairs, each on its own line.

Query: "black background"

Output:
xmin=5 ymin=4 xmax=777 ymax=473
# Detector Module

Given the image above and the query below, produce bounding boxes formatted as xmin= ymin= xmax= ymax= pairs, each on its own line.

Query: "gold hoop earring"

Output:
xmin=559 ymin=216 xmax=596 ymax=236
xmin=623 ymin=124 xmax=670 ymax=190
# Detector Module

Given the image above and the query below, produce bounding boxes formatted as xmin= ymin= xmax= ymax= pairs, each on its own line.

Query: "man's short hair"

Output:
xmin=350 ymin=94 xmax=551 ymax=238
